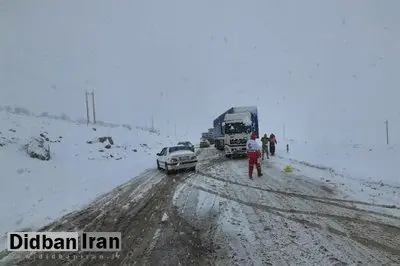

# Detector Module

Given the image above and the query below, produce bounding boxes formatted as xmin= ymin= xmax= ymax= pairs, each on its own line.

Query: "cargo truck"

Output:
xmin=207 ymin=128 xmax=215 ymax=144
xmin=213 ymin=107 xmax=234 ymax=150
xmin=201 ymin=131 xmax=214 ymax=145
xmin=223 ymin=106 xmax=259 ymax=157
xmin=213 ymin=106 xmax=259 ymax=155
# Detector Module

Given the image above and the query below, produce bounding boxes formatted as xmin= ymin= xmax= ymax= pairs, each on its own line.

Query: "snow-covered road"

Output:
xmin=2 ymin=147 xmax=400 ymax=265
xmin=174 ymin=149 xmax=400 ymax=265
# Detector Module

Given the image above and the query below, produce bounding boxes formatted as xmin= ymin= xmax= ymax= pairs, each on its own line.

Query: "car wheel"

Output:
xmin=165 ymin=162 xmax=172 ymax=175
xmin=190 ymin=166 xmax=196 ymax=172
xmin=157 ymin=160 xmax=161 ymax=170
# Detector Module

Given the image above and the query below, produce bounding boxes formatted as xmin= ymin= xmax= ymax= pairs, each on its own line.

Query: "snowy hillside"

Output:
xmin=0 ymin=108 xmax=178 ymax=250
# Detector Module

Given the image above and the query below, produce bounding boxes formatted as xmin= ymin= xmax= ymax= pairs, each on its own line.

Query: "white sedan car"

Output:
xmin=156 ymin=145 xmax=198 ymax=174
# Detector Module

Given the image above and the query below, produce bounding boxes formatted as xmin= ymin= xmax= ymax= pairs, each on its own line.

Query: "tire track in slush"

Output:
xmin=171 ymin=151 xmax=226 ymax=258
xmin=221 ymin=160 xmax=289 ymax=265
xmin=195 ymin=170 xmax=400 ymax=226
xmin=183 ymin=180 xmax=400 ymax=254
xmin=220 ymin=159 xmax=316 ymax=265
xmin=220 ymin=160 xmax=388 ymax=265
xmin=194 ymin=167 xmax=400 ymax=231
xmin=196 ymin=170 xmax=400 ymax=212
xmin=184 ymin=159 xmax=400 ymax=264
xmin=3 ymin=149 xmax=221 ymax=266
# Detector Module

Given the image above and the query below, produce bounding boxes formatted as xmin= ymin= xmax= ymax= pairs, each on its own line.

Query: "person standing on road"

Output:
xmin=269 ymin=133 xmax=277 ymax=156
xmin=260 ymin=133 xmax=270 ymax=160
xmin=246 ymin=132 xmax=262 ymax=179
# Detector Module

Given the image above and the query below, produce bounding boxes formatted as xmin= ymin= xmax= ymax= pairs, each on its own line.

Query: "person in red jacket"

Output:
xmin=269 ymin=133 xmax=277 ymax=156
xmin=246 ymin=132 xmax=262 ymax=179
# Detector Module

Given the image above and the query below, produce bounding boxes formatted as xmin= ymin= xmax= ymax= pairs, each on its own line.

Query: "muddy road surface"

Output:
xmin=2 ymin=147 xmax=400 ymax=265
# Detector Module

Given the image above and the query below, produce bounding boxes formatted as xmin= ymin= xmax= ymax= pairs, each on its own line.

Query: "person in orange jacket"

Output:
xmin=246 ymin=132 xmax=262 ymax=179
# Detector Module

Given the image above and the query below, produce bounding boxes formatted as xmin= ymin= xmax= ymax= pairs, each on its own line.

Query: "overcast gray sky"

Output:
xmin=1 ymin=0 xmax=399 ymax=145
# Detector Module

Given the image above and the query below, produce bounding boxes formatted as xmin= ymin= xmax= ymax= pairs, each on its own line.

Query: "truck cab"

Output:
xmin=213 ymin=106 xmax=258 ymax=154
xmin=223 ymin=112 xmax=253 ymax=156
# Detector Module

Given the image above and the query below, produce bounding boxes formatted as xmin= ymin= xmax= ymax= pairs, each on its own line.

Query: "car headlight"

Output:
xmin=169 ymin=158 xmax=178 ymax=163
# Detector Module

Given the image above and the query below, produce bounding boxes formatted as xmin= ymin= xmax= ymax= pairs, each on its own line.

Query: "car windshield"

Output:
xmin=224 ymin=122 xmax=251 ymax=134
xmin=169 ymin=146 xmax=191 ymax=153
xmin=177 ymin=142 xmax=189 ymax=146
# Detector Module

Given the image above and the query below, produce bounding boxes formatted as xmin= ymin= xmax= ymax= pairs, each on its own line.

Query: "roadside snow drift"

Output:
xmin=0 ymin=110 xmax=177 ymax=250
xmin=277 ymin=139 xmax=399 ymax=185
xmin=275 ymin=139 xmax=400 ymax=207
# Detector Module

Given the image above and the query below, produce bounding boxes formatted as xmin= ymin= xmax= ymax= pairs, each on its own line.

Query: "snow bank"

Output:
xmin=277 ymin=139 xmax=400 ymax=187
xmin=0 ymin=110 xmax=178 ymax=250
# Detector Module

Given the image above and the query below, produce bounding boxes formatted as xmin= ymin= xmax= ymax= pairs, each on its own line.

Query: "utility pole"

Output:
xmin=85 ymin=91 xmax=96 ymax=125
xmin=91 ymin=90 xmax=96 ymax=124
xmin=385 ymin=119 xmax=389 ymax=145
xmin=85 ymin=91 xmax=90 ymax=125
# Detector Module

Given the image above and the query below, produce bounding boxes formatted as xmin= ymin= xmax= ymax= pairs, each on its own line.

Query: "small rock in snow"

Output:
xmin=98 ymin=137 xmax=108 ymax=143
xmin=24 ymin=137 xmax=51 ymax=161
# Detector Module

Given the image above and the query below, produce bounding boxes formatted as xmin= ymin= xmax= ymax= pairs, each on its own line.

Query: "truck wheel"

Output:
xmin=165 ymin=163 xmax=172 ymax=175
xmin=157 ymin=160 xmax=161 ymax=170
